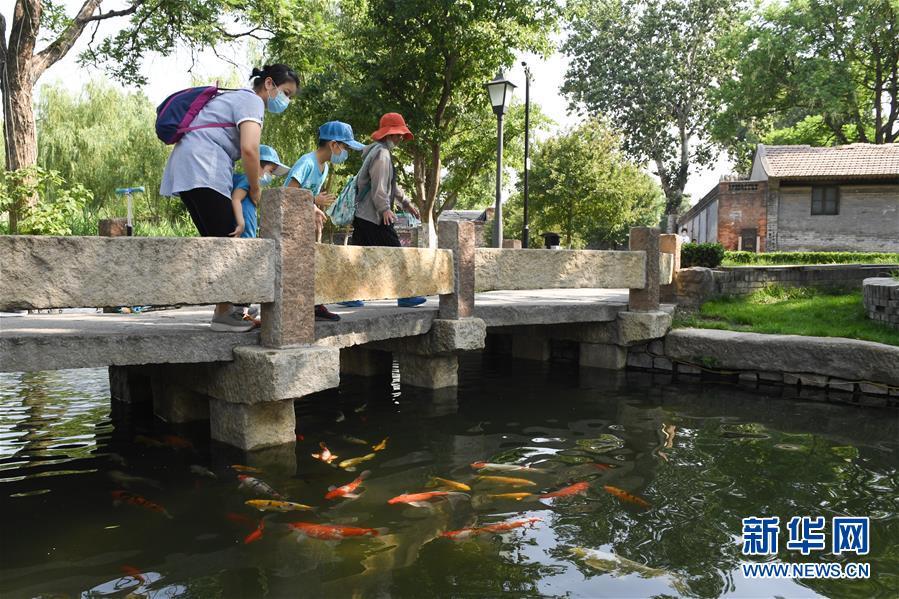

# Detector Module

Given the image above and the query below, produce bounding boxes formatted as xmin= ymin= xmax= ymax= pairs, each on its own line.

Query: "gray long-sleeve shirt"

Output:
xmin=354 ymin=142 xmax=413 ymax=225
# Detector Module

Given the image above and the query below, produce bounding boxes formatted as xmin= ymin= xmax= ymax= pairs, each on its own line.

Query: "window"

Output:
xmin=811 ymin=186 xmax=839 ymax=215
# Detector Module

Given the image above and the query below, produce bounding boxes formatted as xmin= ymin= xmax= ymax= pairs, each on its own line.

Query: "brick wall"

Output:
xmin=717 ymin=181 xmax=768 ymax=251
xmin=775 ymin=184 xmax=899 ymax=252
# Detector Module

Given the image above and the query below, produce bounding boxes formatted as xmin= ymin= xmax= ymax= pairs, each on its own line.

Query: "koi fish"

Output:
xmin=471 ymin=461 xmax=545 ymax=474
xmin=111 ymin=490 xmax=172 ymax=518
xmin=540 ymin=482 xmax=590 ymax=499
xmin=160 ymin=434 xmax=193 ymax=450
xmin=108 ymin=470 xmax=162 ymax=489
xmin=592 ymin=463 xmax=615 ymax=471
xmin=427 ymin=477 xmax=471 ymax=492
xmin=335 ymin=411 xmax=346 ymax=423
xmin=238 ymin=475 xmax=285 ymax=499
xmin=487 ymin=492 xmax=534 ymax=501
xmin=312 ymin=442 xmax=339 ymax=465
xmin=354 ymin=403 xmax=368 ymax=413
xmin=244 ymin=519 xmax=265 ymax=544
xmin=441 ymin=517 xmax=542 ymax=540
xmin=603 ymin=485 xmax=651 ymax=508
xmin=325 ymin=470 xmax=370 ymax=500
xmin=296 ymin=434 xmax=305 ymax=441
xmin=190 ymin=465 xmax=217 ymax=479
xmin=231 ymin=464 xmax=263 ymax=474
xmin=134 ymin=434 xmax=166 ymax=448
xmin=226 ymin=512 xmax=255 ymax=527
xmin=245 ymin=499 xmax=315 ymax=513
xmin=476 ymin=475 xmax=537 ymax=487
xmin=387 ymin=491 xmax=468 ymax=508
xmin=372 ymin=437 xmax=389 ymax=452
xmin=569 ymin=547 xmax=688 ymax=594
xmin=120 ymin=564 xmax=146 ymax=585
xmin=340 ymin=435 xmax=369 ymax=446
xmin=288 ymin=521 xmax=383 ymax=541
xmin=338 ymin=453 xmax=376 ymax=471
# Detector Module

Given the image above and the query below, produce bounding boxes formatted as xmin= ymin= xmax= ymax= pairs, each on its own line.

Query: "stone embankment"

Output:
xmin=627 ymin=328 xmax=899 ymax=404
xmin=864 ymin=277 xmax=899 ymax=330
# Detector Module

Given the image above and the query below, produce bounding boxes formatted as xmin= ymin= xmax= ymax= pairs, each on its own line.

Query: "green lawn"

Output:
xmin=675 ymin=286 xmax=899 ymax=347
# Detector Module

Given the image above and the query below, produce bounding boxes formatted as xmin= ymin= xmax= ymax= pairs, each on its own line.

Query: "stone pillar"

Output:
xmin=397 ymin=353 xmax=459 ymax=389
xmin=512 ymin=335 xmax=551 ymax=361
xmin=579 ymin=343 xmax=627 ymax=370
xmin=628 ymin=227 xmax=661 ymax=311
xmin=438 ymin=220 xmax=475 ymax=320
xmin=109 ymin=365 xmax=152 ymax=403
xmin=502 ymin=239 xmax=522 ymax=249
xmin=340 ymin=347 xmax=393 ymax=377
xmin=151 ymin=378 xmax=209 ymax=423
xmin=99 ymin=218 xmax=128 ymax=237
xmin=209 ymin=398 xmax=296 ymax=450
xmin=260 ymin=187 xmax=315 ymax=348
xmin=659 ymin=233 xmax=682 ymax=303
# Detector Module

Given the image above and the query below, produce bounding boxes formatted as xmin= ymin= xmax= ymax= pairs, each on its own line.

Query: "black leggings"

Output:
xmin=350 ymin=217 xmax=401 ymax=247
xmin=181 ymin=188 xmax=236 ymax=237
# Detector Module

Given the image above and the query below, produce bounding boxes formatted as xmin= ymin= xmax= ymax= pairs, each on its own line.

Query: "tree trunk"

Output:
xmin=2 ymin=78 xmax=38 ymax=233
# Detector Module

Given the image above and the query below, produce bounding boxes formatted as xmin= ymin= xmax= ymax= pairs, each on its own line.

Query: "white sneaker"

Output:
xmin=210 ymin=308 xmax=256 ymax=332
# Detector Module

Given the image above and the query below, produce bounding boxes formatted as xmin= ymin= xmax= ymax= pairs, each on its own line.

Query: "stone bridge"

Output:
xmin=1 ymin=188 xmax=682 ymax=451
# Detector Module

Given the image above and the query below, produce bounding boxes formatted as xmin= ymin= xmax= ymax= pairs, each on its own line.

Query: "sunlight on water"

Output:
xmin=0 ymin=359 xmax=897 ymax=598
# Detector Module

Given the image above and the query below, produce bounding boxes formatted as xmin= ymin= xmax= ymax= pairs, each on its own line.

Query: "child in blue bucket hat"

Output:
xmin=231 ymin=144 xmax=290 ymax=239
xmin=285 ymin=121 xmax=365 ymax=321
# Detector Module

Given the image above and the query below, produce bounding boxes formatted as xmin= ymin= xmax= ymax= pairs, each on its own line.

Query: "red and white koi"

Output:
xmin=324 ymin=470 xmax=370 ymax=500
xmin=312 ymin=442 xmax=339 ymax=465
xmin=288 ymin=521 xmax=383 ymax=541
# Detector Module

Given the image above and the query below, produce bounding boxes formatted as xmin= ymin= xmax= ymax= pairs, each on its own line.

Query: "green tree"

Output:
xmin=712 ymin=0 xmax=899 ymax=169
xmin=267 ymin=0 xmax=559 ymax=246
xmin=507 ymin=119 xmax=665 ymax=249
xmin=562 ymin=0 xmax=737 ymax=232
xmin=1 ymin=0 xmax=278 ymax=232
xmin=35 ymin=80 xmax=175 ymax=224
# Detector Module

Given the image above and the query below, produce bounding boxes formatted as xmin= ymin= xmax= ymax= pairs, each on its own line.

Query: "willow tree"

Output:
xmin=0 ymin=0 xmax=276 ymax=232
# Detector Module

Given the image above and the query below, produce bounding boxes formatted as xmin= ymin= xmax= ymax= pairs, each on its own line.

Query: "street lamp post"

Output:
xmin=521 ymin=62 xmax=531 ymax=248
xmin=484 ymin=72 xmax=516 ymax=249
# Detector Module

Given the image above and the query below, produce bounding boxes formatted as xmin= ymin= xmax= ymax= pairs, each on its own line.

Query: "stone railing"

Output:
xmin=0 ymin=188 xmax=681 ymax=346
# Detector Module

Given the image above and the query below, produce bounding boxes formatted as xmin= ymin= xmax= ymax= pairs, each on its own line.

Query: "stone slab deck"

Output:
xmin=0 ymin=289 xmax=630 ymax=372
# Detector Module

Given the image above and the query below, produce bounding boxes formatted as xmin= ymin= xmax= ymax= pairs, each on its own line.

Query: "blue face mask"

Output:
xmin=330 ymin=147 xmax=348 ymax=165
xmin=259 ymin=172 xmax=273 ymax=186
xmin=266 ymin=88 xmax=290 ymax=114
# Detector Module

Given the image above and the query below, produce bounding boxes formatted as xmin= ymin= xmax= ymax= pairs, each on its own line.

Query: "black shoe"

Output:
xmin=315 ymin=304 xmax=341 ymax=321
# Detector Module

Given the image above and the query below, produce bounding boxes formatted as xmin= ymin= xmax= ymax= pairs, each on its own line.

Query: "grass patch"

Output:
xmin=674 ymin=285 xmax=899 ymax=347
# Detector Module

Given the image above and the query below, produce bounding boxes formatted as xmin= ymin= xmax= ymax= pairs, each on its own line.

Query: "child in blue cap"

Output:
xmin=285 ymin=121 xmax=365 ymax=321
xmin=231 ymin=144 xmax=290 ymax=238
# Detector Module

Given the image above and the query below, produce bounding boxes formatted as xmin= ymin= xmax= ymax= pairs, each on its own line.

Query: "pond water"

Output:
xmin=1 ymin=356 xmax=897 ymax=598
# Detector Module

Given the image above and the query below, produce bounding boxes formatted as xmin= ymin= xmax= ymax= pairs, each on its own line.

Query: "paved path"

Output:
xmin=0 ymin=289 xmax=630 ymax=372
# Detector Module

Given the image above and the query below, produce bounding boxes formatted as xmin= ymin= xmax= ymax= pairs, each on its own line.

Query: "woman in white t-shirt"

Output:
xmin=160 ymin=64 xmax=299 ymax=332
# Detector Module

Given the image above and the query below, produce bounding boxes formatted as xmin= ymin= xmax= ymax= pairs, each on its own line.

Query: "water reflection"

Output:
xmin=0 ymin=358 xmax=897 ymax=598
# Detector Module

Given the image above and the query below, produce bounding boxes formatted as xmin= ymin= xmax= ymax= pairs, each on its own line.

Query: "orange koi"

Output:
xmin=427 ymin=477 xmax=471 ymax=492
xmin=387 ymin=491 xmax=467 ymax=508
xmin=111 ymin=490 xmax=172 ymax=518
xmin=540 ymin=482 xmax=590 ymax=499
xmin=288 ymin=521 xmax=382 ymax=541
xmin=231 ymin=464 xmax=263 ymax=474
xmin=487 ymin=492 xmax=533 ymax=501
xmin=603 ymin=485 xmax=651 ymax=508
xmin=372 ymin=437 xmax=389 ymax=452
xmin=244 ymin=519 xmax=265 ymax=544
xmin=441 ymin=517 xmax=542 ymax=540
xmin=324 ymin=470 xmax=370 ymax=500
xmin=312 ymin=442 xmax=338 ymax=465
xmin=120 ymin=565 xmax=146 ymax=585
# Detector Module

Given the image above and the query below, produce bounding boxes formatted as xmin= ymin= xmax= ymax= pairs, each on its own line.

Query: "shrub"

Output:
xmin=681 ymin=242 xmax=725 ymax=268
xmin=723 ymin=251 xmax=899 ymax=266
xmin=0 ymin=166 xmax=92 ymax=235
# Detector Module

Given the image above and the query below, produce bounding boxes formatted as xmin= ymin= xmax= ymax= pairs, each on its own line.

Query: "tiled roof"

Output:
xmin=757 ymin=143 xmax=899 ymax=179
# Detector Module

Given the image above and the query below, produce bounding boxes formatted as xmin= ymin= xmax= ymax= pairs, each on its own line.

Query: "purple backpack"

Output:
xmin=155 ymin=86 xmax=239 ymax=144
